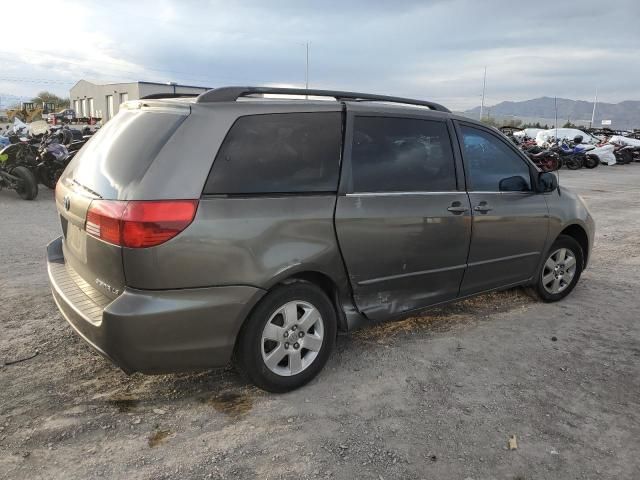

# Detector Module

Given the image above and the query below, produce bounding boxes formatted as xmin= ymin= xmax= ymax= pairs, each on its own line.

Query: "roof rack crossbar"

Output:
xmin=195 ymin=86 xmax=450 ymax=112
xmin=140 ymin=93 xmax=199 ymax=100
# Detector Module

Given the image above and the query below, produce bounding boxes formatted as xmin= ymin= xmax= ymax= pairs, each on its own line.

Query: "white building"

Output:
xmin=69 ymin=80 xmax=211 ymax=121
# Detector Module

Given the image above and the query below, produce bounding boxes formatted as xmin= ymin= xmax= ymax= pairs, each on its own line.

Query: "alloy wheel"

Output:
xmin=261 ymin=300 xmax=325 ymax=377
xmin=542 ymin=248 xmax=577 ymax=294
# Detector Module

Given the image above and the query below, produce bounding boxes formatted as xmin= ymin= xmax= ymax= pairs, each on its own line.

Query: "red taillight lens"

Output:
xmin=121 ymin=201 xmax=199 ymax=248
xmin=85 ymin=200 xmax=198 ymax=248
xmin=86 ymin=200 xmax=127 ymax=244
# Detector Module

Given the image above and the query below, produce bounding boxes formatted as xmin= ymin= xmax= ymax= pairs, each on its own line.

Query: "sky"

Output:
xmin=1 ymin=0 xmax=639 ymax=111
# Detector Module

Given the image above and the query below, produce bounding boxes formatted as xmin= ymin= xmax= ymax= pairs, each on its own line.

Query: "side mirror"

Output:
xmin=537 ymin=172 xmax=558 ymax=193
xmin=499 ymin=175 xmax=529 ymax=192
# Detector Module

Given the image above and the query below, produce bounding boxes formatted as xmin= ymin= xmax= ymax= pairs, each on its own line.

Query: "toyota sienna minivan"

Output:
xmin=47 ymin=86 xmax=595 ymax=392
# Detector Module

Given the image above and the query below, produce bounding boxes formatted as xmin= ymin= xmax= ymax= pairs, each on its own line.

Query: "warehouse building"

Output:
xmin=69 ymin=80 xmax=211 ymax=121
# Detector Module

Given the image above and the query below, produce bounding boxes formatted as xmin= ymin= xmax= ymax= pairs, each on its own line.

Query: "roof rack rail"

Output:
xmin=139 ymin=93 xmax=199 ymax=100
xmin=195 ymin=86 xmax=450 ymax=112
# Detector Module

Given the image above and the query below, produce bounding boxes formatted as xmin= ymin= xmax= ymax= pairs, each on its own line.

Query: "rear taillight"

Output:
xmin=85 ymin=200 xmax=198 ymax=248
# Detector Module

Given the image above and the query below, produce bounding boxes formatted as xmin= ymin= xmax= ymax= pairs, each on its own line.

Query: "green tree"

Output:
xmin=480 ymin=115 xmax=500 ymax=127
xmin=30 ymin=91 xmax=70 ymax=109
xmin=502 ymin=118 xmax=522 ymax=128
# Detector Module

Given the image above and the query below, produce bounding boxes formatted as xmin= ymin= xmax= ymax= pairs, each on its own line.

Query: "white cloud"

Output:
xmin=1 ymin=0 xmax=639 ymax=109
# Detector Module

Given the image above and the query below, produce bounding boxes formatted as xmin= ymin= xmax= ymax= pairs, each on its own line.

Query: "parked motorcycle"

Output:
xmin=33 ymin=128 xmax=78 ymax=189
xmin=36 ymin=141 xmax=70 ymax=189
xmin=0 ymin=149 xmax=38 ymax=200
xmin=549 ymin=142 xmax=582 ymax=170
xmin=612 ymin=144 xmax=635 ymax=165
xmin=569 ymin=136 xmax=599 ymax=169
xmin=520 ymin=144 xmax=561 ymax=172
xmin=548 ymin=136 xmax=598 ymax=170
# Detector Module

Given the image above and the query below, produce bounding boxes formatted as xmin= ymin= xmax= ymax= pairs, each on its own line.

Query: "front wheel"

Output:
xmin=565 ymin=156 xmax=583 ymax=170
xmin=234 ymin=282 xmax=337 ymax=392
xmin=540 ymin=156 xmax=560 ymax=172
xmin=530 ymin=235 xmax=583 ymax=302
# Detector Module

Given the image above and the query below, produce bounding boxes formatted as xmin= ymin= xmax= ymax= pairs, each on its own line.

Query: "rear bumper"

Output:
xmin=47 ymin=236 xmax=265 ymax=374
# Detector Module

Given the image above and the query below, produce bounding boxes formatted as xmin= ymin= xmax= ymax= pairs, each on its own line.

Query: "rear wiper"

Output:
xmin=71 ymin=178 xmax=103 ymax=199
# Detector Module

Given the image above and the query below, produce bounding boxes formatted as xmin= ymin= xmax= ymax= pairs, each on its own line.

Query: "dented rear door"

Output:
xmin=335 ymin=108 xmax=471 ymax=320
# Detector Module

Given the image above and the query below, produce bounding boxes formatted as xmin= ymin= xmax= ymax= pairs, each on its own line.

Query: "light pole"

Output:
xmin=304 ymin=41 xmax=310 ymax=99
xmin=479 ymin=66 xmax=487 ymax=121
xmin=589 ymin=88 xmax=598 ymax=129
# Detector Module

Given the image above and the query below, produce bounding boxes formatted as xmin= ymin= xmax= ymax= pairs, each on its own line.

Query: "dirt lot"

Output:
xmin=1 ymin=167 xmax=639 ymax=480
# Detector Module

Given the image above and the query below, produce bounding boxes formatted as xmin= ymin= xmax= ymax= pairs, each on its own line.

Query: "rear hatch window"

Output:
xmin=62 ymin=105 xmax=189 ymax=199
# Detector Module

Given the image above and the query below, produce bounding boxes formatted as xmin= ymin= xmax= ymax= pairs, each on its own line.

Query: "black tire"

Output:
xmin=565 ymin=156 xmax=582 ymax=170
xmin=617 ymin=150 xmax=632 ymax=165
xmin=583 ymin=154 xmax=599 ymax=169
xmin=529 ymin=235 xmax=583 ymax=302
xmin=12 ymin=166 xmax=38 ymax=200
xmin=38 ymin=167 xmax=62 ymax=190
xmin=234 ymin=282 xmax=337 ymax=393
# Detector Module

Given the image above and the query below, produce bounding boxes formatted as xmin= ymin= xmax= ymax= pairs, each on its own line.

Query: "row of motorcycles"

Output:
xmin=507 ymin=132 xmax=640 ymax=172
xmin=518 ymin=135 xmax=600 ymax=172
xmin=0 ymin=125 xmax=93 ymax=200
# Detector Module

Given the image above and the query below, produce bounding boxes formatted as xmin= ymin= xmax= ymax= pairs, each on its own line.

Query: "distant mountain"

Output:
xmin=464 ymin=97 xmax=640 ymax=129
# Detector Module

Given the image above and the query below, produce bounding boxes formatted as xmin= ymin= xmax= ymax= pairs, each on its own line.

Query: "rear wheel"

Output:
xmin=584 ymin=154 xmax=599 ymax=169
xmin=235 ymin=282 xmax=337 ymax=392
xmin=12 ymin=166 xmax=38 ymax=200
xmin=616 ymin=150 xmax=632 ymax=165
xmin=39 ymin=167 xmax=62 ymax=189
xmin=529 ymin=235 xmax=583 ymax=302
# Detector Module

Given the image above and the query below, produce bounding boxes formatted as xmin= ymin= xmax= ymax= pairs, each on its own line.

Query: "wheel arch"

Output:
xmin=277 ymin=270 xmax=349 ymax=332
xmin=233 ymin=268 xmax=349 ymax=356
xmin=559 ymin=224 xmax=589 ymax=268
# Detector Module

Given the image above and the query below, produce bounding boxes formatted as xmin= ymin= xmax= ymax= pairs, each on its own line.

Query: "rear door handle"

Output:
xmin=474 ymin=202 xmax=492 ymax=213
xmin=447 ymin=202 xmax=468 ymax=214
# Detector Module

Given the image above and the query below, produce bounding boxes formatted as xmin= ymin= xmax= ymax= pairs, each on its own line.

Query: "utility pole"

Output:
xmin=554 ymin=96 xmax=558 ymax=139
xmin=479 ymin=66 xmax=487 ymax=121
xmin=590 ymin=88 xmax=598 ymax=129
xmin=305 ymin=42 xmax=310 ymax=90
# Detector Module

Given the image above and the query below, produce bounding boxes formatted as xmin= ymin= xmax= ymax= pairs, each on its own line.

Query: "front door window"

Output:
xmin=460 ymin=125 xmax=531 ymax=192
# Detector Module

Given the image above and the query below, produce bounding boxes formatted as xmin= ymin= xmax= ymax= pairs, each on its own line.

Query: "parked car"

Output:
xmin=48 ymin=109 xmax=76 ymax=124
xmin=47 ymin=87 xmax=595 ymax=392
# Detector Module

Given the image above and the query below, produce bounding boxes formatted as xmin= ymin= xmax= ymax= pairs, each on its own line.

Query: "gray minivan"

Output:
xmin=47 ymin=87 xmax=594 ymax=392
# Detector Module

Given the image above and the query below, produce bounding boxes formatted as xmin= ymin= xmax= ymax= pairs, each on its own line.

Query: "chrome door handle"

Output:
xmin=447 ymin=206 xmax=468 ymax=213
xmin=474 ymin=203 xmax=492 ymax=213
xmin=447 ymin=201 xmax=468 ymax=214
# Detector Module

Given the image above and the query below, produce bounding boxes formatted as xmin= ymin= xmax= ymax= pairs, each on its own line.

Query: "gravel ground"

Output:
xmin=1 ymin=167 xmax=639 ymax=480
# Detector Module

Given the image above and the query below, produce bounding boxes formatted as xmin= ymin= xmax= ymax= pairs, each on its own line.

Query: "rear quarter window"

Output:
xmin=203 ymin=112 xmax=342 ymax=194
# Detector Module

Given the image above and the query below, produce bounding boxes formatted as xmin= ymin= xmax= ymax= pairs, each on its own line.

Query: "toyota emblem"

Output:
xmin=63 ymin=195 xmax=71 ymax=211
